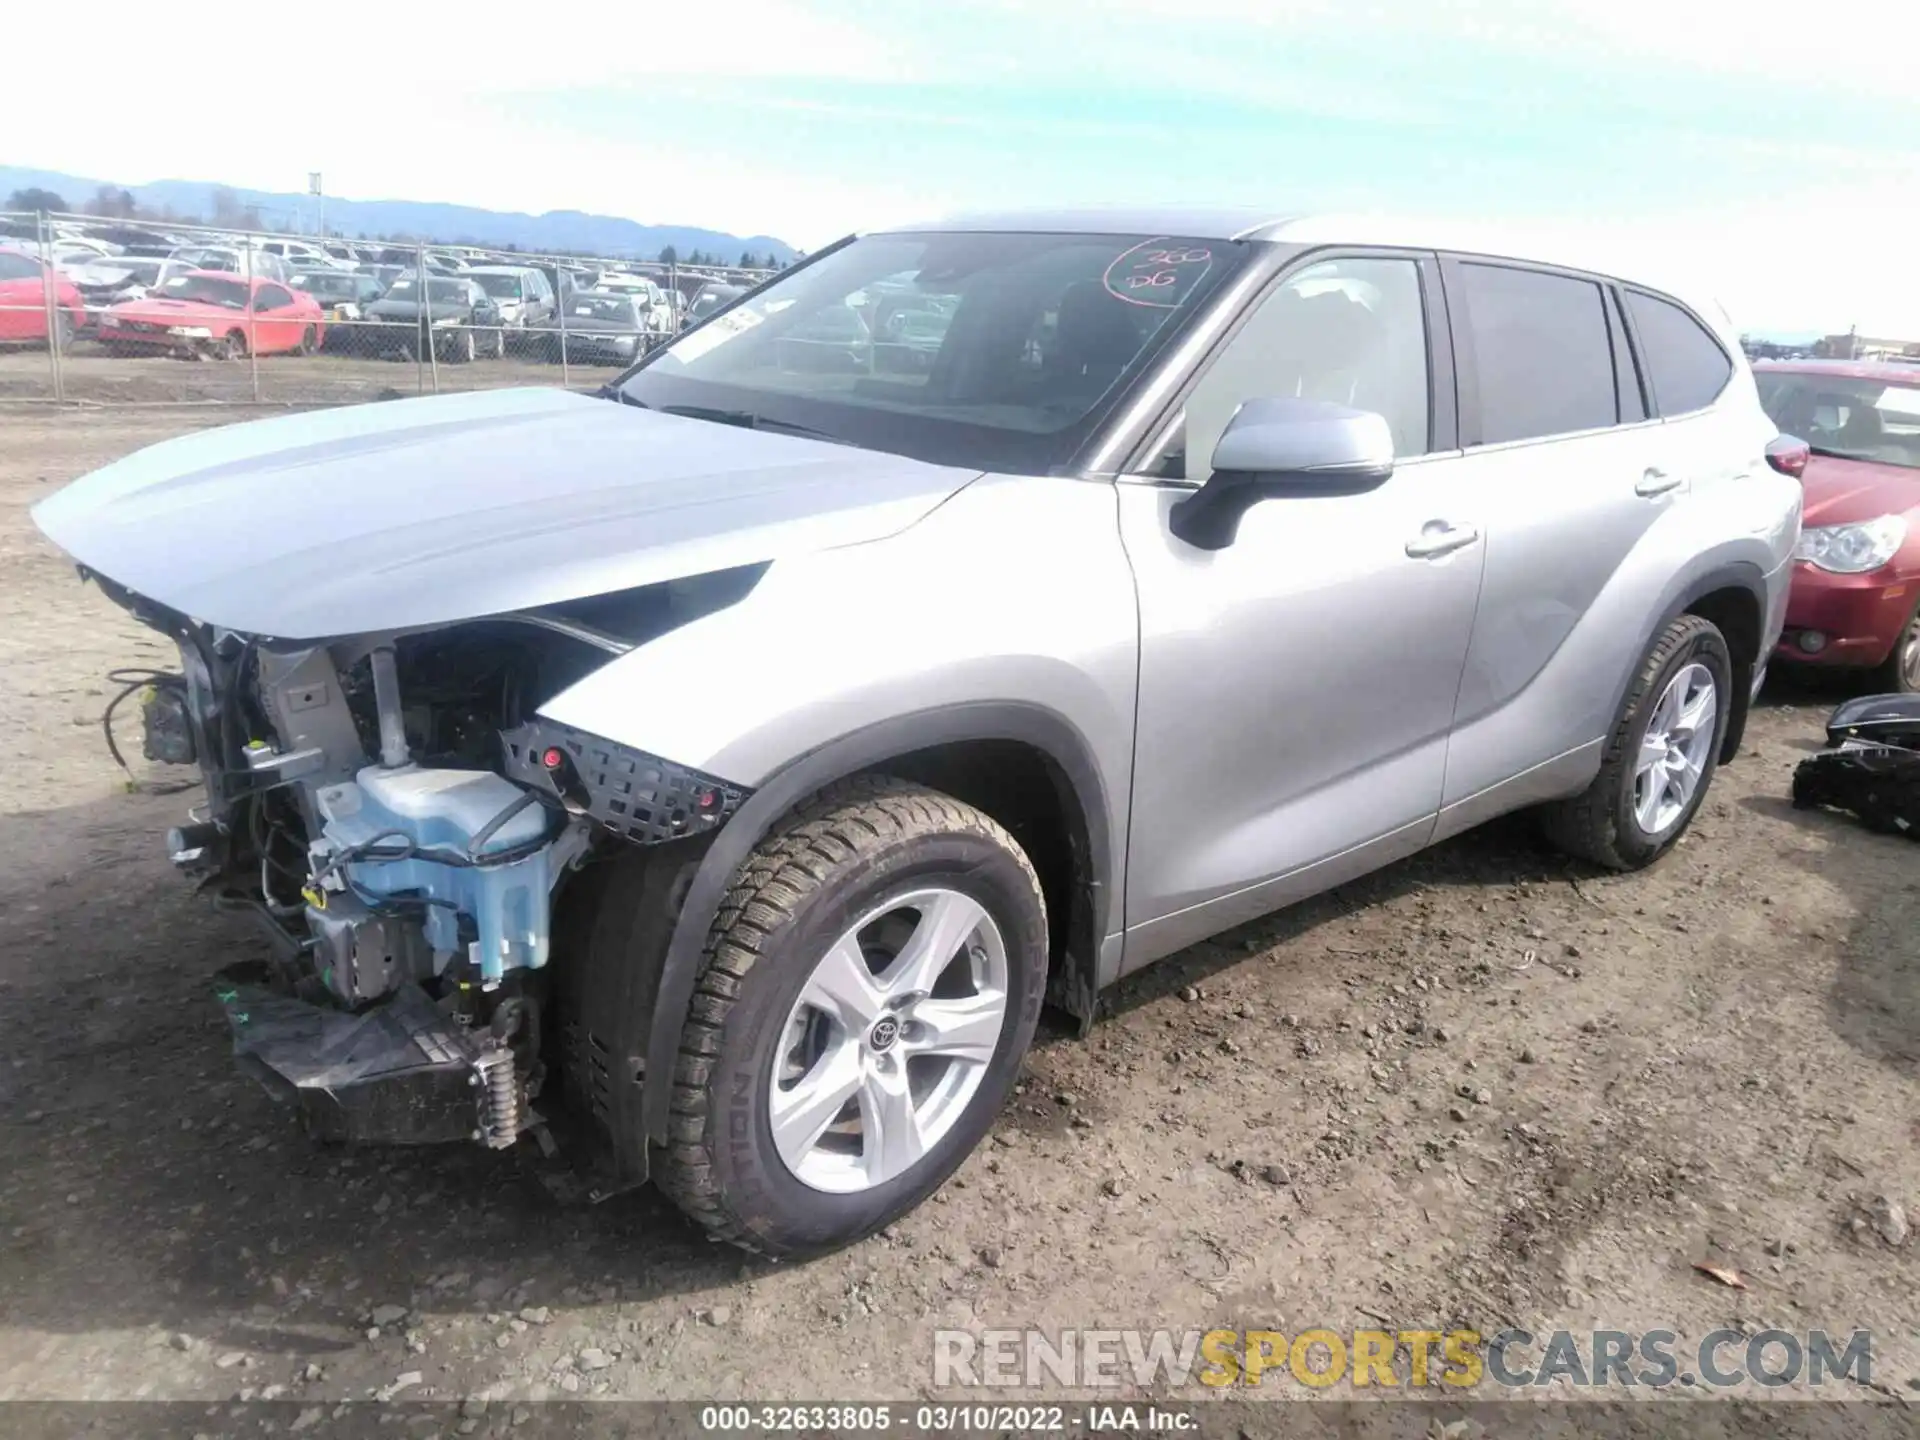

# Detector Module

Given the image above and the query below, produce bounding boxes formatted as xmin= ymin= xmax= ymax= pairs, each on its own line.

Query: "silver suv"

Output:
xmin=34 ymin=210 xmax=1803 ymax=1256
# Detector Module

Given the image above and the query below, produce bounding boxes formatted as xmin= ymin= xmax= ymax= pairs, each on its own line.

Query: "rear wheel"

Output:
xmin=1874 ymin=599 xmax=1920 ymax=694
xmin=655 ymin=776 xmax=1047 ymax=1258
xmin=1540 ymin=614 xmax=1731 ymax=870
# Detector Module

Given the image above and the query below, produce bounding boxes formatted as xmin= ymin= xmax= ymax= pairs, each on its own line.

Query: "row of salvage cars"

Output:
xmin=1 ymin=247 xmax=725 ymax=365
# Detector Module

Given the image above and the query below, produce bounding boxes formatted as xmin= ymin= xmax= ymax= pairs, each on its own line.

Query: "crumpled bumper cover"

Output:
xmin=218 ymin=975 xmax=488 ymax=1145
xmin=500 ymin=718 xmax=750 ymax=846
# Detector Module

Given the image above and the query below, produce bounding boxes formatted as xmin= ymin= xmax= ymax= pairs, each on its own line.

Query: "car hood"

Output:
xmin=109 ymin=296 xmax=243 ymax=324
xmin=32 ymin=386 xmax=981 ymax=640
xmin=1799 ymin=453 xmax=1920 ymax=526
xmin=366 ymin=298 xmax=470 ymax=322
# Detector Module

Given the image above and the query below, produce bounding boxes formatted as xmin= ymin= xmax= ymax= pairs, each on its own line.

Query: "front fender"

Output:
xmin=631 ymin=701 xmax=1115 ymax=1153
xmin=534 ymin=471 xmax=1141 ymax=1155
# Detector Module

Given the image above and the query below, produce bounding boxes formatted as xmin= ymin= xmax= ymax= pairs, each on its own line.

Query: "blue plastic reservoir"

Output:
xmin=314 ymin=766 xmax=554 ymax=985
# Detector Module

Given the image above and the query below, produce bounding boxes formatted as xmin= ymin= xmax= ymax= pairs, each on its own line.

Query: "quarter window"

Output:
xmin=1161 ymin=256 xmax=1431 ymax=480
xmin=1624 ymin=289 xmax=1732 ymax=416
xmin=1457 ymin=263 xmax=1616 ymax=445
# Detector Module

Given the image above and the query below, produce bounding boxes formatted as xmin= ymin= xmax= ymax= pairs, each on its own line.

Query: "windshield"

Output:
xmin=620 ymin=231 xmax=1242 ymax=472
xmin=472 ymin=273 xmax=525 ymax=299
xmin=570 ymin=296 xmax=640 ymax=323
xmin=689 ymin=288 xmax=741 ymax=318
xmin=0 ymin=252 xmax=41 ymax=281
xmin=291 ymin=272 xmax=352 ymax=296
xmin=157 ymin=275 xmax=248 ymax=308
xmin=385 ymin=278 xmax=474 ymax=303
xmin=1757 ymin=371 xmax=1920 ymax=471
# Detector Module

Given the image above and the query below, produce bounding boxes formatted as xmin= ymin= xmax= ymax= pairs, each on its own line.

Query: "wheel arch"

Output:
xmin=1636 ymin=560 xmax=1768 ymax=765
xmin=625 ymin=702 xmax=1115 ymax=1162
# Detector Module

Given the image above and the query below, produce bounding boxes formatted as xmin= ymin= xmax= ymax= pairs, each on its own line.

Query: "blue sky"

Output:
xmin=13 ymin=0 xmax=1918 ymax=330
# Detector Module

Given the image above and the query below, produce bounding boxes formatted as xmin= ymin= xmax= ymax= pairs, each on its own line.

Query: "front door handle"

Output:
xmin=1405 ymin=522 xmax=1480 ymax=559
xmin=1635 ymin=468 xmax=1684 ymax=498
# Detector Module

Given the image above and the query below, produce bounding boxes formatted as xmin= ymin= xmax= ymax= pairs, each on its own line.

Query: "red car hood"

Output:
xmin=1799 ymin=453 xmax=1920 ymax=526
xmin=0 ymin=276 xmax=72 ymax=304
xmin=107 ymin=296 xmax=245 ymax=327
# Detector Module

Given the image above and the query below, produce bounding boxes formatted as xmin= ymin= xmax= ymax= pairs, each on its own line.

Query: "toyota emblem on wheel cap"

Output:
xmin=868 ymin=1015 xmax=900 ymax=1052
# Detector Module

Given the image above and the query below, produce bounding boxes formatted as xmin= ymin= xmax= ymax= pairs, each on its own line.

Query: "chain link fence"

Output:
xmin=0 ymin=210 xmax=776 ymax=408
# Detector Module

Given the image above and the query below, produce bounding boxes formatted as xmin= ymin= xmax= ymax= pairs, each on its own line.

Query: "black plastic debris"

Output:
xmin=1791 ymin=693 xmax=1920 ymax=839
xmin=216 ymin=977 xmax=487 ymax=1145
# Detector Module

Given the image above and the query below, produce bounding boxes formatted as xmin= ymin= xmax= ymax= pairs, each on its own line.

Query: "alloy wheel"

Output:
xmin=1632 ymin=662 xmax=1718 ymax=836
xmin=769 ymin=888 xmax=1008 ymax=1194
xmin=1898 ymin=612 xmax=1920 ymax=691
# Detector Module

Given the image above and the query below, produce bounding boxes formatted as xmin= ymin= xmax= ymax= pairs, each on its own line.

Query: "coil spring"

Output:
xmin=474 ymin=1049 xmax=521 ymax=1150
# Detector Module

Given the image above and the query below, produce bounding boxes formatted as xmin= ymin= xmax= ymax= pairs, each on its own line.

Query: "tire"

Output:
xmin=1873 ymin=597 xmax=1920 ymax=694
xmin=296 ymin=324 xmax=317 ymax=357
xmin=220 ymin=330 xmax=248 ymax=361
xmin=1540 ymin=614 xmax=1732 ymax=870
xmin=487 ymin=328 xmax=506 ymax=360
xmin=50 ymin=309 xmax=72 ymax=354
xmin=655 ymin=775 xmax=1048 ymax=1258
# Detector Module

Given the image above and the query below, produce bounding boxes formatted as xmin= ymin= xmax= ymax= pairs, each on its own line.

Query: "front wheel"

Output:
xmin=1540 ymin=613 xmax=1732 ymax=870
xmin=296 ymin=324 xmax=317 ymax=357
xmin=220 ymin=329 xmax=248 ymax=361
xmin=1874 ymin=598 xmax=1920 ymax=694
xmin=655 ymin=776 xmax=1047 ymax=1258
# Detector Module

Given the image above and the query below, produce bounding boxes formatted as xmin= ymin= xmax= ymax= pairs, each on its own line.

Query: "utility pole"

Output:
xmin=309 ymin=171 xmax=325 ymax=239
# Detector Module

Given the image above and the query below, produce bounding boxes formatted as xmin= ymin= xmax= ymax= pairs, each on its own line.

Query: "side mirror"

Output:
xmin=1170 ymin=397 xmax=1395 ymax=550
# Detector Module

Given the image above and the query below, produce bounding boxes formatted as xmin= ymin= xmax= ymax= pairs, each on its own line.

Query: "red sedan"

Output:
xmin=97 ymin=270 xmax=327 ymax=360
xmin=1756 ymin=359 xmax=1920 ymax=691
xmin=0 ymin=248 xmax=85 ymax=348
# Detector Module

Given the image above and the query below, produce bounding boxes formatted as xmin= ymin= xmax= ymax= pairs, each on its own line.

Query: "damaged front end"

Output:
xmin=95 ymin=573 xmax=751 ymax=1158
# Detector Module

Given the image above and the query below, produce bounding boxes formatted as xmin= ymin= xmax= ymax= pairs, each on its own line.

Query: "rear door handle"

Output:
xmin=1635 ymin=468 xmax=1684 ymax=498
xmin=1405 ymin=522 xmax=1480 ymax=559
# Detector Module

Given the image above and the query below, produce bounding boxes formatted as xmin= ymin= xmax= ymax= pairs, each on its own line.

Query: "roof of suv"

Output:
xmin=879 ymin=208 xmax=1729 ymax=321
xmin=1754 ymin=358 xmax=1920 ymax=384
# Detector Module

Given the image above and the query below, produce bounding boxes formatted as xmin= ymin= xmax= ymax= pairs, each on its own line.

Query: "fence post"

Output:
xmin=245 ymin=244 xmax=261 ymax=402
xmin=37 ymin=212 xmax=64 ymax=402
xmin=556 ymin=266 xmax=570 ymax=389
xmin=417 ymin=243 xmax=439 ymax=394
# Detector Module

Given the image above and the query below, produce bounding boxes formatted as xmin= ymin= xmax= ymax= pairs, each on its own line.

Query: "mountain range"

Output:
xmin=0 ymin=165 xmax=796 ymax=263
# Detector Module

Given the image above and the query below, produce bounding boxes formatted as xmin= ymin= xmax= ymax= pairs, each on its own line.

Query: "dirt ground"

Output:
xmin=1 ymin=406 xmax=1916 ymax=1415
xmin=0 ymin=340 xmax=609 ymax=409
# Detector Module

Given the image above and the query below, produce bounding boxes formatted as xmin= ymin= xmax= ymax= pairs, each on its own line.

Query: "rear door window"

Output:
xmin=1455 ymin=262 xmax=1617 ymax=445
xmin=1624 ymin=289 xmax=1733 ymax=416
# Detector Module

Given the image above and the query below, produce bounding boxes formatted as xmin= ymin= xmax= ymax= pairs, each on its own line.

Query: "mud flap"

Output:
xmin=216 ymin=975 xmax=488 ymax=1145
